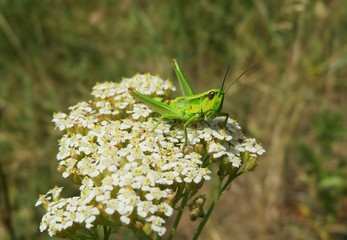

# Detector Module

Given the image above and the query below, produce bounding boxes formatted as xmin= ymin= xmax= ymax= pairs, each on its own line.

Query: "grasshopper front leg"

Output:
xmin=218 ymin=112 xmax=229 ymax=128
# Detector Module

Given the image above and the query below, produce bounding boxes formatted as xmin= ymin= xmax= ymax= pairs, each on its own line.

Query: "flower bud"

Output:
xmin=188 ymin=195 xmax=206 ymax=221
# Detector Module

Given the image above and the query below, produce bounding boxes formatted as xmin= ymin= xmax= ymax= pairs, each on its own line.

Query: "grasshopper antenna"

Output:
xmin=224 ymin=64 xmax=256 ymax=94
xmin=220 ymin=63 xmax=231 ymax=94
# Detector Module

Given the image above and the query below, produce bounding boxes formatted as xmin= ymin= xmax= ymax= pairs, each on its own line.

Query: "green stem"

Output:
xmin=192 ymin=171 xmax=242 ymax=240
xmin=221 ymin=172 xmax=242 ymax=192
xmin=103 ymin=226 xmax=110 ymax=240
xmin=192 ymin=184 xmax=221 ymax=240
xmin=167 ymin=191 xmax=189 ymax=240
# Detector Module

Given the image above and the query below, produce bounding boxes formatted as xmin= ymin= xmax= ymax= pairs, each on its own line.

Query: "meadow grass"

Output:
xmin=0 ymin=0 xmax=346 ymax=239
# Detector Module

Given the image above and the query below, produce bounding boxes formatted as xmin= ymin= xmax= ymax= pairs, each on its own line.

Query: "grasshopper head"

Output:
xmin=202 ymin=88 xmax=225 ymax=120
xmin=203 ymin=64 xmax=255 ymax=120
xmin=201 ymin=64 xmax=230 ymax=120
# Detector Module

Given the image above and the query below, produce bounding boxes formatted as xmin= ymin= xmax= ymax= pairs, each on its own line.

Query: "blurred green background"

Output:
xmin=0 ymin=0 xmax=346 ymax=239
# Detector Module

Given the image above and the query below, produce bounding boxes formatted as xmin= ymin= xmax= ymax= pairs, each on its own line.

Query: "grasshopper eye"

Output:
xmin=207 ymin=91 xmax=215 ymax=100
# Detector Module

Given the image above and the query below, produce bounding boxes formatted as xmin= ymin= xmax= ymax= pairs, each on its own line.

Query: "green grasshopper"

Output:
xmin=130 ymin=59 xmax=254 ymax=146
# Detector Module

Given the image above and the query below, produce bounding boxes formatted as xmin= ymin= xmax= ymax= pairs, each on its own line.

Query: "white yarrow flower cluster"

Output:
xmin=37 ymin=73 xmax=264 ymax=238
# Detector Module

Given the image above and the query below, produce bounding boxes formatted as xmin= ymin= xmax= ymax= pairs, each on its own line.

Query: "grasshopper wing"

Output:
xmin=172 ymin=59 xmax=194 ymax=96
xmin=129 ymin=88 xmax=178 ymax=116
